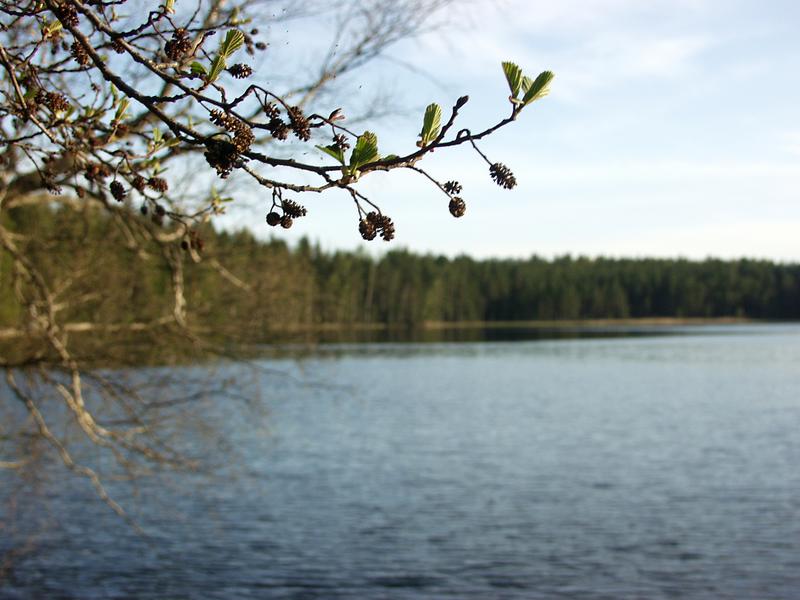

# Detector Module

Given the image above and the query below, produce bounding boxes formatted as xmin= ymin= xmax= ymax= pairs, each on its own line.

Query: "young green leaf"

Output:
xmin=219 ymin=29 xmax=245 ymax=59
xmin=42 ymin=20 xmax=62 ymax=38
xmin=502 ymin=61 xmax=523 ymax=98
xmin=152 ymin=127 xmax=162 ymax=145
xmin=522 ymin=70 xmax=555 ymax=105
xmin=207 ymin=55 xmax=227 ymax=83
xmin=190 ymin=61 xmax=208 ymax=76
xmin=418 ymin=103 xmax=442 ymax=147
xmin=316 ymin=144 xmax=346 ymax=165
xmin=349 ymin=131 xmax=379 ymax=170
xmin=114 ymin=98 xmax=129 ymax=121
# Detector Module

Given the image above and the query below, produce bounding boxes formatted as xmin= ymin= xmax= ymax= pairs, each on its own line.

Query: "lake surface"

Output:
xmin=2 ymin=324 xmax=800 ymax=599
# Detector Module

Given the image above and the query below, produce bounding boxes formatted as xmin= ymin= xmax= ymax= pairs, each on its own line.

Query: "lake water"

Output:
xmin=2 ymin=324 xmax=800 ymax=599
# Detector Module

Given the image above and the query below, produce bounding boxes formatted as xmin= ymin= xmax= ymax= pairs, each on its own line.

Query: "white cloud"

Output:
xmin=521 ymin=159 xmax=800 ymax=184
xmin=549 ymin=33 xmax=713 ymax=104
xmin=412 ymin=1 xmax=717 ymax=106
xmin=464 ymin=0 xmax=716 ymax=35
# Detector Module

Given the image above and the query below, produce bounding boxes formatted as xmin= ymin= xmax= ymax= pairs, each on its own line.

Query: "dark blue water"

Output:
xmin=2 ymin=325 xmax=800 ymax=599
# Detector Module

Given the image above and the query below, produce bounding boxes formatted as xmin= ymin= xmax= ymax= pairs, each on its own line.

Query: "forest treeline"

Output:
xmin=2 ymin=203 xmax=799 ymax=344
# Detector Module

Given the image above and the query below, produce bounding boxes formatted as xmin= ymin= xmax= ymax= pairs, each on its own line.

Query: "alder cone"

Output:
xmin=227 ymin=64 xmax=253 ymax=79
xmin=148 ymin=177 xmax=168 ymax=193
xmin=489 ymin=162 xmax=517 ymax=190
xmin=359 ymin=219 xmax=377 ymax=240
xmin=443 ymin=180 xmax=462 ymax=195
xmin=110 ymin=181 xmax=126 ymax=202
xmin=448 ymin=197 xmax=466 ymax=218
xmin=281 ymin=199 xmax=307 ymax=218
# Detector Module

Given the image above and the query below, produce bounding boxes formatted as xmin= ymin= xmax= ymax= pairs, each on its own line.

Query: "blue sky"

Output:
xmin=220 ymin=0 xmax=800 ymax=260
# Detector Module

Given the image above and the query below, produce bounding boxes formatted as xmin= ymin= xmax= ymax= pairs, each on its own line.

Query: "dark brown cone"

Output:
xmin=443 ymin=180 xmax=462 ymax=195
xmin=110 ymin=180 xmax=126 ymax=202
xmin=359 ymin=219 xmax=377 ymax=240
xmin=448 ymin=197 xmax=466 ymax=218
xmin=282 ymin=199 xmax=307 ymax=218
xmin=227 ymin=64 xmax=253 ymax=79
xmin=148 ymin=177 xmax=168 ymax=193
xmin=287 ymin=106 xmax=311 ymax=142
xmin=375 ymin=214 xmax=395 ymax=241
xmin=489 ymin=162 xmax=517 ymax=190
xmin=204 ymin=139 xmax=238 ymax=178
xmin=333 ymin=133 xmax=350 ymax=152
xmin=165 ymin=29 xmax=192 ymax=61
xmin=70 ymin=41 xmax=90 ymax=66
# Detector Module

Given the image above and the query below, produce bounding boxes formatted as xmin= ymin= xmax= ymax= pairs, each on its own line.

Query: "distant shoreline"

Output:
xmin=267 ymin=316 xmax=758 ymax=334
xmin=421 ymin=317 xmax=755 ymax=329
xmin=3 ymin=317 xmax=779 ymax=368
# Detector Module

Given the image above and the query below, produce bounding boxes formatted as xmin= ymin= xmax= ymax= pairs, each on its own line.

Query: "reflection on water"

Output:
xmin=311 ymin=324 xmax=675 ymax=344
xmin=2 ymin=324 xmax=800 ymax=599
xmin=266 ymin=321 xmax=781 ymax=356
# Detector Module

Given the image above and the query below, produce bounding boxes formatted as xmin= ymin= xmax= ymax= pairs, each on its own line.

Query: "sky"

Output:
xmin=219 ymin=0 xmax=800 ymax=261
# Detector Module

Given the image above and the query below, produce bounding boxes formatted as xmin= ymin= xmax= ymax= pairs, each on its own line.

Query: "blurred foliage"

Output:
xmin=3 ymin=203 xmax=798 ymax=364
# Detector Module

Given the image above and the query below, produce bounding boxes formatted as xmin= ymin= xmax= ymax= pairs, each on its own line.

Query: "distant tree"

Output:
xmin=0 ymin=0 xmax=554 ymax=517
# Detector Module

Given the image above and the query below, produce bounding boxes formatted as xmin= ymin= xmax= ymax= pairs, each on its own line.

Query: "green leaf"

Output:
xmin=316 ymin=144 xmax=345 ymax=165
xmin=383 ymin=154 xmax=400 ymax=161
xmin=152 ymin=127 xmax=162 ymax=144
xmin=164 ymin=0 xmax=175 ymax=14
xmin=42 ymin=20 xmax=62 ymax=38
xmin=204 ymin=31 xmax=245 ymax=84
xmin=114 ymin=98 xmax=129 ymax=121
xmin=219 ymin=29 xmax=245 ymax=59
xmin=502 ymin=61 xmax=523 ymax=98
xmin=418 ymin=103 xmax=442 ymax=147
xmin=190 ymin=61 xmax=208 ymax=76
xmin=349 ymin=131 xmax=379 ymax=170
xmin=207 ymin=55 xmax=227 ymax=83
xmin=522 ymin=70 xmax=555 ymax=105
